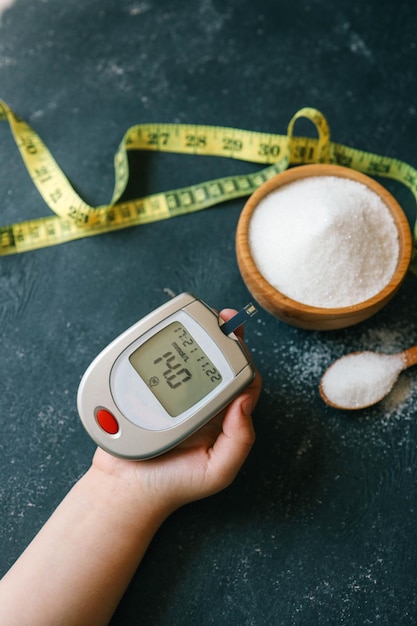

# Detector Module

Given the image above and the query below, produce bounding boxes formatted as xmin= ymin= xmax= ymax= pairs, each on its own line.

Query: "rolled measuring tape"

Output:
xmin=1 ymin=99 xmax=417 ymax=273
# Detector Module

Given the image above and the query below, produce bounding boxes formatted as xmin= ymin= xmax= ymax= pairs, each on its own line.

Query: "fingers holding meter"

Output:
xmin=77 ymin=293 xmax=257 ymax=459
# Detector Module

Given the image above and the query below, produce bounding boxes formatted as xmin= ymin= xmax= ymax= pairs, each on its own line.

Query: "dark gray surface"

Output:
xmin=1 ymin=1 xmax=417 ymax=624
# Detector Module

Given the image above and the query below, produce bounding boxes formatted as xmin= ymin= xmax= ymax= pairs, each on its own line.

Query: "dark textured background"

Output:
xmin=1 ymin=1 xmax=417 ymax=624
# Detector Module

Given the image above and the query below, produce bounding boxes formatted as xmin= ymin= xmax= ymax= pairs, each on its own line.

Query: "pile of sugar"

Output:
xmin=249 ymin=176 xmax=400 ymax=308
xmin=321 ymin=351 xmax=406 ymax=409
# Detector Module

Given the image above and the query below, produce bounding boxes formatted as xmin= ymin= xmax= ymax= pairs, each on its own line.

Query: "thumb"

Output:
xmin=207 ymin=394 xmax=256 ymax=492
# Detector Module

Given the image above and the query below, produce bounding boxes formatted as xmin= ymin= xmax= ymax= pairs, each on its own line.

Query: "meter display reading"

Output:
xmin=129 ymin=322 xmax=222 ymax=417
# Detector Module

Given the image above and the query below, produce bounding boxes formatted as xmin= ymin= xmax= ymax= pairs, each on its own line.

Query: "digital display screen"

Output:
xmin=129 ymin=322 xmax=223 ymax=417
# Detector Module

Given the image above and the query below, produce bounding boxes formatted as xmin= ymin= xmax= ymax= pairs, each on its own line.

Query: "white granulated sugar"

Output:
xmin=249 ymin=176 xmax=400 ymax=308
xmin=321 ymin=351 xmax=406 ymax=409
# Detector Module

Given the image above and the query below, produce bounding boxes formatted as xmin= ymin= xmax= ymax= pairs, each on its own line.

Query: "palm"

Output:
xmin=93 ymin=310 xmax=261 ymax=511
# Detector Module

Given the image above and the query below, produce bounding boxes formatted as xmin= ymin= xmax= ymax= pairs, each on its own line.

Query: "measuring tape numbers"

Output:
xmin=1 ymin=100 xmax=417 ymax=272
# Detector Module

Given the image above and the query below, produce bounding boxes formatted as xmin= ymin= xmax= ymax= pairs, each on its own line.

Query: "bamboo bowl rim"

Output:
xmin=236 ymin=164 xmax=412 ymax=330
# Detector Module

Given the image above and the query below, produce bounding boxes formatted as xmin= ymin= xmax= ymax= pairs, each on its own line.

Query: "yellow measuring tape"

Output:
xmin=1 ymin=99 xmax=417 ymax=272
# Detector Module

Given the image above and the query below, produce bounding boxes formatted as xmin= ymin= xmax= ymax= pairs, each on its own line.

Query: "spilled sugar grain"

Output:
xmin=250 ymin=316 xmax=417 ymax=441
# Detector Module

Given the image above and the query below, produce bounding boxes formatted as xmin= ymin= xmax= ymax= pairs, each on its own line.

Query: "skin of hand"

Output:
xmin=93 ymin=308 xmax=261 ymax=512
xmin=0 ymin=308 xmax=262 ymax=626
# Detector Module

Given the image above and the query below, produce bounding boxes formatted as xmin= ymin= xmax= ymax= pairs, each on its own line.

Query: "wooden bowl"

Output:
xmin=236 ymin=164 xmax=412 ymax=330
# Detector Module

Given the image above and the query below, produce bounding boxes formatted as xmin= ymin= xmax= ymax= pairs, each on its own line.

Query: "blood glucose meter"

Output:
xmin=77 ymin=293 xmax=256 ymax=459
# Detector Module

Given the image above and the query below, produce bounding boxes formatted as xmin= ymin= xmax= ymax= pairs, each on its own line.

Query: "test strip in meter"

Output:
xmin=77 ymin=293 xmax=256 ymax=459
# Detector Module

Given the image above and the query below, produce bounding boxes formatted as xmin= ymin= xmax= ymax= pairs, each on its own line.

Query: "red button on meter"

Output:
xmin=96 ymin=408 xmax=119 ymax=435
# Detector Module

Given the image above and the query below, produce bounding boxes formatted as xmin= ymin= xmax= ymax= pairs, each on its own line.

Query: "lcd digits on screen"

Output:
xmin=129 ymin=322 xmax=222 ymax=416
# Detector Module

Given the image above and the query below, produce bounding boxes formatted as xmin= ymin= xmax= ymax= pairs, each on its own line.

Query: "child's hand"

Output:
xmin=92 ymin=308 xmax=262 ymax=513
